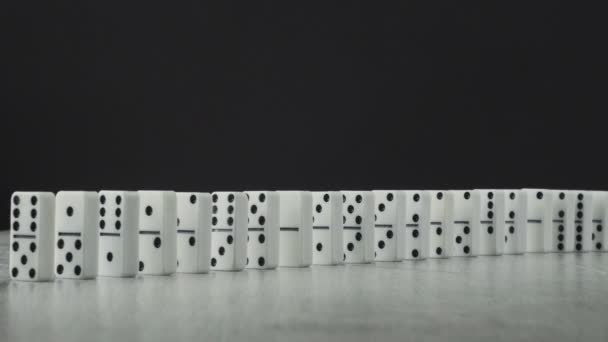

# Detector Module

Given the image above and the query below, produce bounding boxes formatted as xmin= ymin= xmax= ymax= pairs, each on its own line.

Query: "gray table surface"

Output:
xmin=1 ymin=230 xmax=607 ymax=342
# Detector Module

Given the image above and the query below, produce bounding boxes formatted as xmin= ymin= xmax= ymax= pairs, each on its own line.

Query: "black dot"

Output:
xmin=250 ymin=205 xmax=258 ymax=214
xmin=177 ymin=218 xmax=181 ymax=227
xmin=116 ymin=196 xmax=122 ymax=205
xmin=13 ymin=208 xmax=20 ymax=218
xmin=355 ymin=232 xmax=362 ymax=241
xmin=536 ymin=192 xmax=543 ymax=200
xmin=227 ymin=217 xmax=234 ymax=226
xmin=145 ymin=206 xmax=153 ymax=216
xmin=254 ymin=257 xmax=265 ymax=267
xmin=115 ymin=221 xmax=121 ymax=230
xmin=413 ymin=194 xmax=420 ymax=202
xmin=592 ymin=233 xmax=596 ymax=241
xmin=436 ymin=247 xmax=443 ymax=255
xmin=487 ymin=211 xmax=494 ymax=219
xmin=488 ymin=192 xmax=494 ymax=199
xmin=13 ymin=195 xmax=20 ymax=205
xmin=246 ymin=258 xmax=249 ymax=265
xmin=437 ymin=192 xmax=443 ymax=200
xmin=316 ymin=243 xmax=323 ymax=251
xmin=30 ymin=195 xmax=37 ymax=205
xmin=228 ymin=205 xmax=234 ymax=214
xmin=219 ymin=246 xmax=226 ymax=255
xmin=315 ymin=204 xmax=322 ymax=213
xmin=597 ymin=225 xmax=603 ymax=232
xmin=30 ymin=242 xmax=36 ymax=253
xmin=387 ymin=193 xmax=394 ymax=201
xmin=153 ymin=237 xmax=161 ymax=248
xmin=347 ymin=243 xmax=354 ymax=251
xmin=412 ymin=249 xmax=419 ymax=258
xmin=343 ymin=253 xmax=346 ymax=261
xmin=463 ymin=226 xmax=470 ymax=234
xmin=189 ymin=195 xmax=197 ymax=204
xmin=487 ymin=226 xmax=494 ymax=234
xmin=464 ymin=192 xmax=470 ymax=200
xmin=355 ymin=216 xmax=362 ymax=224
xmin=323 ymin=194 xmax=330 ymax=202
xmin=57 ymin=239 xmax=64 ymax=249
xmin=509 ymin=192 xmax=516 ymax=200
xmin=436 ymin=227 xmax=442 ymax=235
xmin=378 ymin=203 xmax=385 ymax=212
xmin=28 ymin=269 xmax=36 ymax=279
xmin=487 ymin=202 xmax=494 ymax=209
xmin=212 ymin=217 xmax=218 ymax=225
xmin=66 ymin=252 xmax=73 ymax=262
xmin=100 ymin=195 xmax=106 ymax=204
xmin=30 ymin=222 xmax=37 ymax=232
xmin=577 ymin=211 xmax=583 ymax=219
xmin=211 ymin=258 xmax=217 ymax=267
xmin=139 ymin=261 xmax=144 ymax=271
xmin=577 ymin=193 xmax=583 ymax=201
xmin=378 ymin=240 xmax=385 ymax=249
xmin=559 ymin=192 xmax=565 ymax=200
xmin=509 ymin=211 xmax=515 ymax=219
xmin=30 ymin=209 xmax=37 ymax=219
xmin=558 ymin=210 xmax=564 ymax=218
xmin=56 ymin=264 xmax=64 ymax=275
xmin=463 ymin=246 xmax=470 ymax=254
xmin=558 ymin=225 xmax=564 ymax=232
xmin=227 ymin=235 xmax=234 ymax=244
xmin=576 ymin=243 xmax=582 ymax=251
xmin=576 ymin=235 xmax=582 ymax=242
xmin=576 ymin=225 xmax=582 ymax=233
xmin=577 ymin=202 xmax=583 ymax=210
xmin=558 ymin=234 xmax=564 ymax=241
xmin=12 ymin=221 xmax=19 ymax=231
xmin=412 ymin=214 xmax=419 ymax=222
xmin=456 ymin=236 xmax=462 ymax=244
xmin=509 ymin=226 xmax=515 ymax=234
xmin=558 ymin=243 xmax=564 ymax=250
xmin=505 ymin=236 xmax=508 ymax=243
xmin=258 ymin=234 xmax=265 ymax=244
xmin=212 ymin=194 xmax=218 ymax=203
xmin=75 ymin=240 xmax=82 ymax=250
xmin=107 ymin=252 xmax=113 ymax=262
xmin=343 ymin=216 xmax=346 ymax=224
xmin=66 ymin=206 xmax=74 ymax=217
xmin=74 ymin=265 xmax=81 ymax=276
xmin=12 ymin=242 xmax=19 ymax=252
xmin=259 ymin=216 xmax=266 ymax=225
xmin=412 ymin=229 xmax=419 ymax=238
xmin=21 ymin=255 xmax=27 ymax=265
xmin=258 ymin=193 xmax=266 ymax=202
xmin=596 ymin=243 xmax=603 ymax=250
xmin=356 ymin=195 xmax=362 ymax=203
xmin=386 ymin=230 xmax=393 ymax=239
xmin=115 ymin=208 xmax=122 ymax=217
xmin=100 ymin=207 xmax=106 ymax=217
xmin=228 ymin=194 xmax=235 ymax=202
xmin=348 ymin=205 xmax=354 ymax=214
xmin=11 ymin=268 xmax=18 ymax=278
xmin=99 ymin=220 xmax=106 ymax=229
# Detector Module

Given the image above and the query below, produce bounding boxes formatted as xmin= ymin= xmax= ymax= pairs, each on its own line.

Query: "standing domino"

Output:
xmin=571 ymin=190 xmax=592 ymax=252
xmin=501 ymin=190 xmax=526 ymax=254
xmin=341 ymin=191 xmax=374 ymax=264
xmin=277 ymin=191 xmax=312 ymax=267
xmin=549 ymin=190 xmax=574 ymax=253
xmin=445 ymin=190 xmax=476 ymax=257
xmin=176 ymin=193 xmax=212 ymax=273
xmin=98 ymin=191 xmax=139 ymax=277
xmin=372 ymin=190 xmax=406 ymax=261
xmin=522 ymin=189 xmax=552 ymax=253
xmin=245 ymin=191 xmax=280 ymax=269
xmin=311 ymin=192 xmax=344 ymax=265
xmin=472 ymin=190 xmax=503 ymax=256
xmin=138 ymin=191 xmax=177 ymax=275
xmin=591 ymin=191 xmax=607 ymax=252
xmin=403 ymin=191 xmax=430 ymax=260
xmin=54 ymin=191 xmax=98 ymax=279
xmin=10 ymin=192 xmax=55 ymax=281
xmin=210 ymin=192 xmax=247 ymax=271
xmin=427 ymin=191 xmax=448 ymax=258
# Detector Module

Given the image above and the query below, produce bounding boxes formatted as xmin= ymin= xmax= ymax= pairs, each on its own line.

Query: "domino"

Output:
xmin=210 ymin=192 xmax=247 ymax=271
xmin=591 ymin=191 xmax=607 ymax=252
xmin=341 ymin=191 xmax=374 ymax=264
xmin=472 ymin=189 xmax=503 ymax=256
xmin=549 ymin=190 xmax=575 ymax=253
xmin=501 ymin=190 xmax=526 ymax=254
xmin=427 ymin=191 xmax=448 ymax=258
xmin=54 ymin=191 xmax=98 ymax=279
xmin=522 ymin=189 xmax=552 ymax=253
xmin=98 ymin=191 xmax=139 ymax=277
xmin=277 ymin=191 xmax=313 ymax=267
xmin=372 ymin=190 xmax=406 ymax=261
xmin=445 ymin=190 xmax=476 ymax=257
xmin=245 ymin=191 xmax=280 ymax=269
xmin=176 ymin=193 xmax=212 ymax=273
xmin=138 ymin=191 xmax=177 ymax=275
xmin=9 ymin=192 xmax=55 ymax=281
xmin=570 ymin=190 xmax=592 ymax=252
xmin=403 ymin=191 xmax=430 ymax=260
xmin=312 ymin=191 xmax=344 ymax=265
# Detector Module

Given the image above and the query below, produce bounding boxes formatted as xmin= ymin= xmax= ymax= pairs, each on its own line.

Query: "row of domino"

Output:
xmin=9 ymin=189 xmax=607 ymax=281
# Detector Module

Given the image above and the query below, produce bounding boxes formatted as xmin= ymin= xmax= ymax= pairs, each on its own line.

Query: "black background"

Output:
xmin=2 ymin=2 xmax=606 ymax=229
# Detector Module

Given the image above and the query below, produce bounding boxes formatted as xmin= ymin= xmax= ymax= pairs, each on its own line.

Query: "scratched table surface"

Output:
xmin=0 ymin=230 xmax=607 ymax=342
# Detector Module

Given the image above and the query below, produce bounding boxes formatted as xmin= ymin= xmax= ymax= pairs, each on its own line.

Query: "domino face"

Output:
xmin=245 ymin=191 xmax=280 ymax=269
xmin=10 ymin=192 xmax=55 ymax=281
xmin=341 ymin=191 xmax=374 ymax=264
xmin=210 ymin=192 xmax=247 ymax=271
xmin=522 ymin=189 xmax=552 ymax=253
xmin=98 ymin=191 xmax=139 ymax=277
xmin=550 ymin=191 xmax=574 ymax=253
xmin=427 ymin=191 xmax=447 ymax=258
xmin=312 ymin=191 xmax=344 ymax=265
xmin=445 ymin=190 xmax=476 ymax=257
xmin=571 ymin=190 xmax=592 ymax=252
xmin=372 ymin=190 xmax=405 ymax=261
xmin=403 ymin=191 xmax=430 ymax=260
xmin=176 ymin=193 xmax=212 ymax=273
xmin=472 ymin=190 xmax=503 ymax=256
xmin=592 ymin=191 xmax=607 ymax=252
xmin=278 ymin=191 xmax=312 ymax=267
xmin=138 ymin=191 xmax=177 ymax=275
xmin=54 ymin=191 xmax=98 ymax=279
xmin=502 ymin=190 xmax=526 ymax=254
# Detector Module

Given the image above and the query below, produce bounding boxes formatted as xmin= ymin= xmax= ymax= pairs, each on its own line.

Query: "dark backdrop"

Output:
xmin=2 ymin=2 xmax=606 ymax=229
